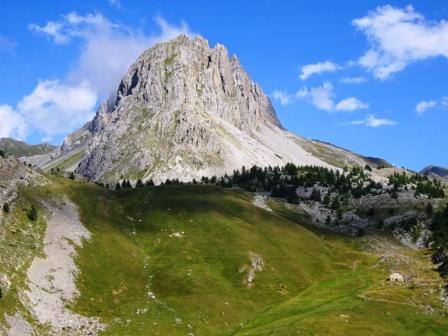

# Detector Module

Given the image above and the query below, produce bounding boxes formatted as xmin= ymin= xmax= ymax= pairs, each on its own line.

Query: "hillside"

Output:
xmin=1 ymin=177 xmax=447 ymax=335
xmin=0 ymin=138 xmax=55 ymax=157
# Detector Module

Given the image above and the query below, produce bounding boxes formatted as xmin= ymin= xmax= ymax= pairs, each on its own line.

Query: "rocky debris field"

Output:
xmin=22 ymin=199 xmax=104 ymax=335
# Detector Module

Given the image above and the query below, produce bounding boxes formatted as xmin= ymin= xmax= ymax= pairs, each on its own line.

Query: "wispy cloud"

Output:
xmin=271 ymin=90 xmax=296 ymax=105
xmin=347 ymin=114 xmax=396 ymax=127
xmin=334 ymin=97 xmax=368 ymax=111
xmin=272 ymin=81 xmax=368 ymax=112
xmin=353 ymin=5 xmax=448 ymax=79
xmin=416 ymin=100 xmax=437 ymax=115
xmin=415 ymin=97 xmax=448 ymax=115
xmin=339 ymin=76 xmax=366 ymax=84
xmin=299 ymin=61 xmax=339 ymax=80
xmin=0 ymin=35 xmax=17 ymax=54
xmin=107 ymin=0 xmax=122 ymax=9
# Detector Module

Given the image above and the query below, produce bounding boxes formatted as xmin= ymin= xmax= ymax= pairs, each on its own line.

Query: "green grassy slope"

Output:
xmin=45 ymin=179 xmax=447 ymax=336
xmin=0 ymin=185 xmax=51 ymax=334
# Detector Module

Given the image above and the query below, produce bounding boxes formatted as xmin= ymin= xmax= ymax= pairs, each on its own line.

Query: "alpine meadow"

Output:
xmin=0 ymin=2 xmax=448 ymax=335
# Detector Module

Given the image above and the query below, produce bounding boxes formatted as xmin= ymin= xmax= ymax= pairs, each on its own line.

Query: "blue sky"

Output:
xmin=0 ymin=0 xmax=447 ymax=170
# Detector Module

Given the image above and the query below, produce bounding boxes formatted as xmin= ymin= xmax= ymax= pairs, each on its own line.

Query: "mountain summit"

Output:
xmin=73 ymin=35 xmax=331 ymax=183
xmin=30 ymin=35 xmax=376 ymax=183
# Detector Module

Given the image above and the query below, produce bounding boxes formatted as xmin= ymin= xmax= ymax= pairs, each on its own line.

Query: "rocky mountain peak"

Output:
xmin=56 ymin=35 xmax=331 ymax=184
xmin=91 ymin=34 xmax=280 ymax=135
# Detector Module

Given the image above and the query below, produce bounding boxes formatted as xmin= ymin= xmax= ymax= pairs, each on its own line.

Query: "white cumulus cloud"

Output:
xmin=299 ymin=61 xmax=339 ymax=80
xmin=5 ymin=13 xmax=196 ymax=141
xmin=307 ymin=81 xmax=335 ymax=111
xmin=0 ymin=105 xmax=27 ymax=139
xmin=353 ymin=5 xmax=448 ymax=79
xmin=272 ymin=82 xmax=368 ymax=112
xmin=30 ymin=13 xmax=196 ymax=98
xmin=17 ymin=80 xmax=97 ymax=136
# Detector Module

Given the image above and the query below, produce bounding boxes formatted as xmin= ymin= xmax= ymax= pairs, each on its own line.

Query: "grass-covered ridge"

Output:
xmin=0 ymin=137 xmax=55 ymax=157
xmin=47 ymin=179 xmax=448 ymax=335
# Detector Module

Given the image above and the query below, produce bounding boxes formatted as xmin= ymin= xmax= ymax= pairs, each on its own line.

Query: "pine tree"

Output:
xmin=337 ymin=208 xmax=343 ymax=220
xmin=322 ymin=194 xmax=331 ymax=206
xmin=122 ymin=180 xmax=132 ymax=188
xmin=310 ymin=188 xmax=321 ymax=202
xmin=27 ymin=205 xmax=38 ymax=221
xmin=136 ymin=179 xmax=144 ymax=188
xmin=2 ymin=203 xmax=9 ymax=213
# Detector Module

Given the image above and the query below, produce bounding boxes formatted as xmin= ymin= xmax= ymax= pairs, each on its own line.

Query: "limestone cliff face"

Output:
xmin=74 ymin=35 xmax=329 ymax=184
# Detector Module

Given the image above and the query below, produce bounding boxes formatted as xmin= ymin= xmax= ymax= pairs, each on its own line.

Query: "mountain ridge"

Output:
xmin=421 ymin=165 xmax=448 ymax=179
xmin=0 ymin=138 xmax=55 ymax=157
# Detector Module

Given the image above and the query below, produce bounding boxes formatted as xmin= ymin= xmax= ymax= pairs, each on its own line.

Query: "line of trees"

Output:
xmin=212 ymin=164 xmax=383 ymax=203
xmin=109 ymin=163 xmax=445 ymax=203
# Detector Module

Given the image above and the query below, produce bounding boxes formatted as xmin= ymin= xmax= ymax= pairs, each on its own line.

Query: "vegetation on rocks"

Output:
xmin=431 ymin=204 xmax=448 ymax=277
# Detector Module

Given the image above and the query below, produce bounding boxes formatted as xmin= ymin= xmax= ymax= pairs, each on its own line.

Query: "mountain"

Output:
xmin=76 ymin=35 xmax=331 ymax=184
xmin=0 ymin=138 xmax=55 ymax=157
xmin=421 ymin=165 xmax=448 ymax=179
xmin=29 ymin=35 xmax=382 ymax=184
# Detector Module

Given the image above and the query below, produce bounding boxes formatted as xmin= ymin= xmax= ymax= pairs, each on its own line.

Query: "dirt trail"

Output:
xmin=21 ymin=199 xmax=104 ymax=335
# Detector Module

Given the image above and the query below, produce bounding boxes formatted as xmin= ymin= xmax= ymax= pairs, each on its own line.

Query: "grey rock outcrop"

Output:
xmin=0 ymin=156 xmax=46 ymax=209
